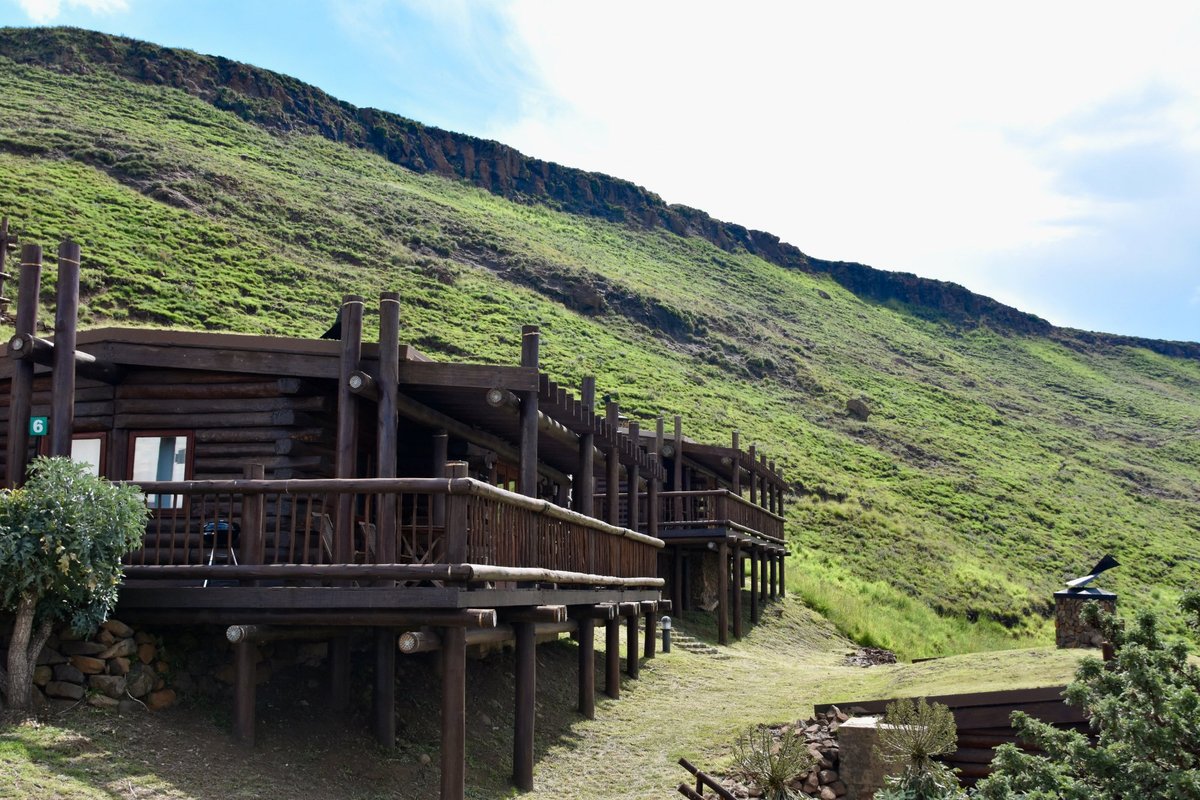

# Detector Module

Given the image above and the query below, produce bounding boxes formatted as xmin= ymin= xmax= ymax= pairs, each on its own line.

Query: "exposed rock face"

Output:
xmin=1 ymin=27 xmax=1195 ymax=357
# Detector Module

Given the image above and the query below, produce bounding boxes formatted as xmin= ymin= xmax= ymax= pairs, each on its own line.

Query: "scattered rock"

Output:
xmin=846 ymin=397 xmax=872 ymax=421
xmin=844 ymin=647 xmax=896 ymax=667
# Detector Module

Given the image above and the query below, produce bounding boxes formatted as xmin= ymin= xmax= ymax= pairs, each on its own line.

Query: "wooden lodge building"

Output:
xmin=0 ymin=240 xmax=789 ymax=798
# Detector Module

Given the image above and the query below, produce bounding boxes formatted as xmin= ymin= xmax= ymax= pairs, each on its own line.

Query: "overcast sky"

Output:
xmin=3 ymin=1 xmax=1198 ymax=343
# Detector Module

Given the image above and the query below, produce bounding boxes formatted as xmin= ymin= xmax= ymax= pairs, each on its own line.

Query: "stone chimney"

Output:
xmin=1054 ymin=587 xmax=1116 ymax=648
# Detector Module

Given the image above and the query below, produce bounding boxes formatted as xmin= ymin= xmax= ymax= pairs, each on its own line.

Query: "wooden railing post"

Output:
xmin=748 ymin=444 xmax=758 ymax=506
xmin=627 ymin=420 xmax=640 ymax=531
xmin=6 ymin=243 xmax=41 ymax=488
xmin=672 ymin=416 xmax=684 ymax=518
xmin=444 ymin=462 xmax=469 ymax=563
xmin=731 ymin=430 xmax=741 ymax=494
xmin=606 ymin=402 xmax=621 ymax=526
xmin=575 ymin=375 xmax=596 ymax=517
xmin=240 ymin=464 xmax=265 ymax=568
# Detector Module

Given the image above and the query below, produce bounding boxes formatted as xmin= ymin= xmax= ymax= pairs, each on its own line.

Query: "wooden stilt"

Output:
xmin=374 ymin=628 xmax=396 ymax=747
xmin=604 ymin=618 xmax=620 ymax=698
xmin=672 ymin=547 xmax=684 ymax=614
xmin=331 ymin=636 xmax=351 ymax=711
xmin=440 ymin=626 xmax=467 ymax=800
xmin=717 ymin=541 xmax=730 ymax=646
xmin=750 ymin=548 xmax=760 ymax=624
xmin=769 ymin=551 xmax=778 ymax=600
xmin=513 ymin=621 xmax=535 ymax=791
xmin=233 ymin=641 xmax=256 ymax=746
xmin=627 ymin=420 xmax=640 ymax=530
xmin=577 ymin=616 xmax=595 ymax=719
xmin=759 ymin=549 xmax=768 ymax=605
xmin=732 ymin=542 xmax=743 ymax=640
xmin=625 ymin=610 xmax=639 ymax=679
xmin=644 ymin=610 xmax=657 ymax=659
xmin=780 ymin=552 xmax=787 ymax=597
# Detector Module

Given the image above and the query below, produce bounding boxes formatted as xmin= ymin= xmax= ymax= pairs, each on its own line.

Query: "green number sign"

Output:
xmin=29 ymin=416 xmax=48 ymax=437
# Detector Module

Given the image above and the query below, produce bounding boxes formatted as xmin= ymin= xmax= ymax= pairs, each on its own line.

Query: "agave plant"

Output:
xmin=731 ymin=724 xmax=816 ymax=800
xmin=874 ymin=698 xmax=965 ymax=800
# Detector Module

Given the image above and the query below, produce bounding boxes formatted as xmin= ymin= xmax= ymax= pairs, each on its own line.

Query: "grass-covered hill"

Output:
xmin=0 ymin=27 xmax=1196 ymax=658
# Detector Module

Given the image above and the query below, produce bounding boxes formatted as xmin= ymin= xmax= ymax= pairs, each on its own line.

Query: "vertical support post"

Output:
xmin=331 ymin=295 xmax=362 ymax=714
xmin=648 ymin=418 xmax=662 ymax=538
xmin=240 ymin=464 xmax=265 ymax=567
xmin=672 ymin=415 xmax=684 ymax=519
xmin=681 ymin=555 xmax=692 ymax=612
xmin=605 ymin=402 xmax=621 ymax=526
xmin=760 ymin=453 xmax=770 ymax=509
xmin=377 ymin=292 xmax=401 ymax=564
xmin=672 ymin=547 xmax=684 ymax=615
xmin=627 ymin=420 xmax=640 ymax=531
xmin=233 ymin=641 xmax=257 ymax=746
xmin=748 ymin=444 xmax=758 ymax=506
xmin=335 ymin=294 xmax=364 ymax=562
xmin=769 ymin=550 xmax=778 ymax=600
xmin=577 ymin=615 xmax=595 ymax=719
xmin=604 ymin=617 xmax=620 ymax=699
xmin=513 ymin=621 xmax=535 ymax=791
xmin=440 ymin=626 xmax=467 ymax=800
xmin=780 ymin=551 xmax=787 ymax=598
xmin=644 ymin=605 xmax=657 ymax=660
xmin=732 ymin=541 xmax=743 ymax=640
xmin=432 ymin=429 xmax=449 ymax=526
xmin=759 ymin=548 xmax=768 ymax=605
xmin=519 ymin=325 xmax=540 ymax=498
xmin=750 ymin=547 xmax=760 ymax=624
xmin=444 ymin=462 xmax=469 ymax=563
xmin=49 ymin=240 xmax=80 ymax=457
xmin=575 ymin=376 xmax=596 ymax=517
xmin=375 ymin=627 xmax=396 ymax=747
xmin=717 ymin=541 xmax=730 ymax=646
xmin=7 ymin=244 xmax=41 ymax=488
xmin=768 ymin=460 xmax=778 ymax=515
xmin=776 ymin=466 xmax=786 ymax=518
xmin=732 ymin=431 xmax=741 ymax=494
xmin=625 ymin=610 xmax=639 ymax=679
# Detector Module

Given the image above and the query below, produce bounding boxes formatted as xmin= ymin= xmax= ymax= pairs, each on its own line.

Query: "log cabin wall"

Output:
xmin=0 ymin=370 xmax=342 ymax=484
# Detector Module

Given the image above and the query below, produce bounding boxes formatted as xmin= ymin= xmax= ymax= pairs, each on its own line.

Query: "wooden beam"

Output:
xmin=233 ymin=641 xmax=257 ymax=747
xmin=625 ymin=606 xmax=640 ymax=679
xmin=732 ymin=542 xmax=743 ymax=640
xmin=717 ymin=541 xmax=730 ymax=646
xmin=606 ymin=402 xmax=621 ymax=526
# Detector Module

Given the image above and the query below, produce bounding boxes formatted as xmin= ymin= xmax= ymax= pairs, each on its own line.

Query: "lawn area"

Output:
xmin=1 ymin=598 xmax=1085 ymax=800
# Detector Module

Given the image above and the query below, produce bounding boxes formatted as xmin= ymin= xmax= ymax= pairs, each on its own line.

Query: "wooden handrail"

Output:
xmin=129 ymin=475 xmax=665 ymax=549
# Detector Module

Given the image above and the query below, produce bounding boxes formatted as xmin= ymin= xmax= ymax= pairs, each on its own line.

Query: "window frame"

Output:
xmin=127 ymin=430 xmax=195 ymax=512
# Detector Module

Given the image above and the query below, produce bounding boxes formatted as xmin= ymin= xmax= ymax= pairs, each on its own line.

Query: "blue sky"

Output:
xmin=1 ymin=1 xmax=1197 ymax=343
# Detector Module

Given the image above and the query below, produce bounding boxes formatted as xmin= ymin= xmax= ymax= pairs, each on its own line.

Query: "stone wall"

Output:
xmin=1 ymin=618 xmax=177 ymax=712
xmin=1055 ymin=593 xmax=1115 ymax=648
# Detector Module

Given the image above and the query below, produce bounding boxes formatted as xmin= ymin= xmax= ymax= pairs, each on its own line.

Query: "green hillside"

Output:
xmin=0 ymin=29 xmax=1197 ymax=658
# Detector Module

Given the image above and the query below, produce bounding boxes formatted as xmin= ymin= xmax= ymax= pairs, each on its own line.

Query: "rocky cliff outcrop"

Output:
xmin=1 ymin=27 xmax=1195 ymax=358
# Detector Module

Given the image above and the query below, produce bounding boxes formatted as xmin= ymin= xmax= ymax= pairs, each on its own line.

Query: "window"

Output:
xmin=39 ymin=433 xmax=107 ymax=477
xmin=130 ymin=432 xmax=191 ymax=509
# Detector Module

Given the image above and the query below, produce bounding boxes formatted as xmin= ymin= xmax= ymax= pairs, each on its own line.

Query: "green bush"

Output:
xmin=0 ymin=457 xmax=149 ymax=712
xmin=974 ymin=594 xmax=1200 ymax=799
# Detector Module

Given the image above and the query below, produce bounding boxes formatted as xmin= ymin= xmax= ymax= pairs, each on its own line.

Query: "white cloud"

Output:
xmin=17 ymin=0 xmax=129 ymax=24
xmin=480 ymin=0 xmax=1200 ymax=339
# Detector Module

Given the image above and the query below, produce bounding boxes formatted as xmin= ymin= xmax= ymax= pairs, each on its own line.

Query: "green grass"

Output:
xmin=0 ymin=43 xmax=1197 ymax=656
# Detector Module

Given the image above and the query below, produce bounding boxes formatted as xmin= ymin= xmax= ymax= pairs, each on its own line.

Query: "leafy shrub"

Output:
xmin=731 ymin=724 xmax=816 ymax=800
xmin=0 ymin=457 xmax=148 ymax=712
xmin=973 ymin=594 xmax=1200 ymax=799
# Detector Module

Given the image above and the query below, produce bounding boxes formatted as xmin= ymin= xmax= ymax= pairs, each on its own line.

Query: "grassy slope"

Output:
xmin=0 ymin=55 xmax=1197 ymax=658
xmin=0 ymin=598 xmax=1087 ymax=800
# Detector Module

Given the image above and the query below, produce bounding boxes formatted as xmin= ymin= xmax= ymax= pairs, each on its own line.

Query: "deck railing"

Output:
xmin=588 ymin=489 xmax=784 ymax=543
xmin=125 ymin=476 xmax=663 ymax=586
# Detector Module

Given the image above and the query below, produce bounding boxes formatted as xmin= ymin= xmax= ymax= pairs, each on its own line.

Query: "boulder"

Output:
xmin=846 ymin=397 xmax=871 ymax=421
xmin=126 ymin=664 xmax=156 ymax=698
xmin=101 ymin=619 xmax=134 ymax=639
xmin=99 ymin=638 xmax=137 ymax=660
xmin=70 ymin=655 xmax=106 ymax=675
xmin=147 ymin=689 xmax=176 ymax=711
xmin=90 ymin=674 xmax=127 ymax=699
xmin=44 ymin=681 xmax=84 ymax=701
xmin=32 ymin=665 xmax=53 ymax=686
xmin=52 ymin=663 xmax=85 ymax=684
xmin=60 ymin=641 xmax=106 ymax=656
xmin=88 ymin=694 xmax=121 ymax=709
